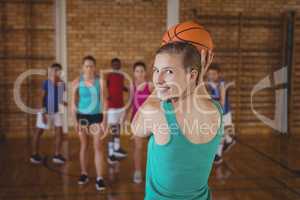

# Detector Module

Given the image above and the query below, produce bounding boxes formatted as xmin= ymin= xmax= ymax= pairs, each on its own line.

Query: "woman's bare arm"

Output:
xmin=71 ymin=78 xmax=79 ymax=127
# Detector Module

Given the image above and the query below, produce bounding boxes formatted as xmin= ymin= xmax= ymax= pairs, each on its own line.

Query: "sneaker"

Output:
xmin=95 ymin=178 xmax=106 ymax=191
xmin=222 ymin=138 xmax=236 ymax=153
xmin=133 ymin=171 xmax=143 ymax=184
xmin=78 ymin=174 xmax=89 ymax=185
xmin=113 ymin=148 xmax=127 ymax=158
xmin=30 ymin=154 xmax=43 ymax=164
xmin=107 ymin=155 xmax=119 ymax=165
xmin=52 ymin=154 xmax=66 ymax=164
xmin=214 ymin=154 xmax=223 ymax=165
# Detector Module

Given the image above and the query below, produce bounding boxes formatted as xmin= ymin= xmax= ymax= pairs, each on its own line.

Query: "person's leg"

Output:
xmin=51 ymin=113 xmax=66 ymax=164
xmin=78 ymin=126 xmax=90 ymax=176
xmin=222 ymin=126 xmax=236 ymax=154
xmin=30 ymin=128 xmax=44 ymax=164
xmin=223 ymin=112 xmax=234 ymax=140
xmin=54 ymin=127 xmax=63 ymax=155
xmin=222 ymin=112 xmax=236 ymax=153
xmin=91 ymin=123 xmax=106 ymax=191
xmin=52 ymin=126 xmax=66 ymax=164
xmin=112 ymin=108 xmax=127 ymax=158
xmin=214 ymin=137 xmax=224 ymax=165
xmin=53 ymin=113 xmax=64 ymax=155
xmin=107 ymin=109 xmax=120 ymax=163
xmin=31 ymin=112 xmax=47 ymax=164
xmin=133 ymin=137 xmax=143 ymax=183
xmin=134 ymin=137 xmax=143 ymax=172
xmin=217 ymin=137 xmax=225 ymax=157
xmin=224 ymin=128 xmax=233 ymax=143
xmin=112 ymin=123 xmax=120 ymax=149
xmin=32 ymin=128 xmax=44 ymax=155
xmin=92 ymin=124 xmax=105 ymax=178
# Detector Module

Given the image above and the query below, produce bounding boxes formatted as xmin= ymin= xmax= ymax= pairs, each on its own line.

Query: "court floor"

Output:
xmin=0 ymin=133 xmax=299 ymax=200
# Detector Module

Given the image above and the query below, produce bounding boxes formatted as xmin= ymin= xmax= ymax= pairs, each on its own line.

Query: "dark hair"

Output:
xmin=208 ymin=63 xmax=220 ymax=72
xmin=111 ymin=57 xmax=121 ymax=64
xmin=133 ymin=61 xmax=146 ymax=71
xmin=82 ymin=55 xmax=96 ymax=65
xmin=156 ymin=41 xmax=202 ymax=82
xmin=50 ymin=63 xmax=62 ymax=70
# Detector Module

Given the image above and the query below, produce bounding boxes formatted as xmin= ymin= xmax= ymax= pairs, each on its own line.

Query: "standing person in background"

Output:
xmin=30 ymin=63 xmax=66 ymax=165
xmin=71 ymin=55 xmax=107 ymax=191
xmin=106 ymin=58 xmax=128 ymax=164
xmin=125 ymin=61 xmax=154 ymax=184
xmin=207 ymin=63 xmax=236 ymax=165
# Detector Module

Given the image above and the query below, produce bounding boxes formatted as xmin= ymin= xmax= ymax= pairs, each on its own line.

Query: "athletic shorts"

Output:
xmin=107 ymin=108 xmax=125 ymax=125
xmin=36 ymin=112 xmax=63 ymax=129
xmin=223 ymin=112 xmax=233 ymax=127
xmin=76 ymin=113 xmax=103 ymax=126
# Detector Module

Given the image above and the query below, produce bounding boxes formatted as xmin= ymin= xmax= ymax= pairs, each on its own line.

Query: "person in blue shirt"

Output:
xmin=207 ymin=63 xmax=236 ymax=164
xmin=30 ymin=63 xmax=67 ymax=165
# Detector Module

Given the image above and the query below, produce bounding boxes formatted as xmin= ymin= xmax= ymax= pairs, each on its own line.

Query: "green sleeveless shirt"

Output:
xmin=145 ymin=100 xmax=223 ymax=200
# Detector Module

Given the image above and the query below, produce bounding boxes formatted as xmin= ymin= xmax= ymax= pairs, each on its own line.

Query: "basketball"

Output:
xmin=162 ymin=21 xmax=214 ymax=52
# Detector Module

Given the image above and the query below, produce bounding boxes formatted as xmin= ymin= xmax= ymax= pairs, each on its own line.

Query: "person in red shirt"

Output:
xmin=106 ymin=58 xmax=128 ymax=164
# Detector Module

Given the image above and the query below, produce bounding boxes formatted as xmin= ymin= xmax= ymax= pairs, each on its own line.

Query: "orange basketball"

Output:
xmin=161 ymin=21 xmax=214 ymax=52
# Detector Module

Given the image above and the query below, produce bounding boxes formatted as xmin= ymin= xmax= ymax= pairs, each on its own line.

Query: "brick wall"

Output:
xmin=67 ymin=0 xmax=166 ymax=80
xmin=0 ymin=1 xmax=55 ymax=138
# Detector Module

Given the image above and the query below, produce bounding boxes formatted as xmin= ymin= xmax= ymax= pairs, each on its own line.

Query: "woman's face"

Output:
xmin=153 ymin=53 xmax=195 ymax=100
xmin=82 ymin=59 xmax=96 ymax=76
xmin=134 ymin=65 xmax=146 ymax=81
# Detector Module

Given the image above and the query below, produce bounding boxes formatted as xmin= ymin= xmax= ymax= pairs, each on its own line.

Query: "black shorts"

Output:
xmin=76 ymin=113 xmax=103 ymax=126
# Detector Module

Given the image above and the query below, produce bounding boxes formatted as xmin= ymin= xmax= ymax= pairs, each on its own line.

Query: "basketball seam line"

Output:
xmin=174 ymin=25 xmax=210 ymax=49
xmin=176 ymin=27 xmax=206 ymax=36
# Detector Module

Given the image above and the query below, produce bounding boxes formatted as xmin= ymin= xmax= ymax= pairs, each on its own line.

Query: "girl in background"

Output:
xmin=126 ymin=61 xmax=153 ymax=184
xmin=71 ymin=55 xmax=107 ymax=191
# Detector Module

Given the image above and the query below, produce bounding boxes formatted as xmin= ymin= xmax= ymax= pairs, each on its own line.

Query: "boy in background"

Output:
xmin=207 ymin=63 xmax=236 ymax=165
xmin=30 ymin=63 xmax=67 ymax=164
xmin=106 ymin=58 xmax=128 ymax=164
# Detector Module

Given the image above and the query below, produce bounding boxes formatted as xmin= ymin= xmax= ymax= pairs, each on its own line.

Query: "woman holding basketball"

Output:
xmin=71 ymin=55 xmax=107 ymax=191
xmin=131 ymin=22 xmax=223 ymax=200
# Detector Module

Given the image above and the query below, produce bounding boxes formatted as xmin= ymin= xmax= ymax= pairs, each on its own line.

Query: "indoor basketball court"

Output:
xmin=0 ymin=0 xmax=300 ymax=200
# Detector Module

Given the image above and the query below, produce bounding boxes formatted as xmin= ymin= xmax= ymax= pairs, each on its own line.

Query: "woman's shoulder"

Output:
xmin=196 ymin=96 xmax=221 ymax=114
xmin=187 ymin=97 xmax=222 ymax=143
xmin=141 ymin=94 xmax=160 ymax=112
xmin=194 ymin=96 xmax=222 ymax=125
xmin=72 ymin=77 xmax=80 ymax=86
xmin=147 ymin=82 xmax=154 ymax=91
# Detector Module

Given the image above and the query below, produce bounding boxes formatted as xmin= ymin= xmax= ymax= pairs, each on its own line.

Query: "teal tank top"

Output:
xmin=145 ymin=100 xmax=223 ymax=200
xmin=77 ymin=75 xmax=102 ymax=114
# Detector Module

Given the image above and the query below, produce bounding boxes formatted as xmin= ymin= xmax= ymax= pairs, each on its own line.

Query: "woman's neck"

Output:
xmin=83 ymin=73 xmax=94 ymax=80
xmin=135 ymin=78 xmax=146 ymax=85
xmin=171 ymin=83 xmax=209 ymax=104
